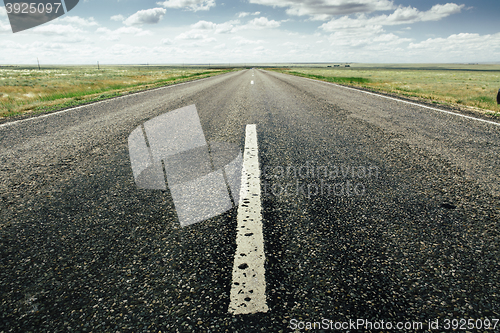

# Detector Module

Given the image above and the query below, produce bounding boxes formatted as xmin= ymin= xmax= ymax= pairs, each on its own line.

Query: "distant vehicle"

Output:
xmin=334 ymin=65 xmax=340 ymax=67
xmin=345 ymin=65 xmax=351 ymax=67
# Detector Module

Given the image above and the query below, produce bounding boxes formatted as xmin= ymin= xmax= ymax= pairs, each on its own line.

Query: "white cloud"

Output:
xmin=214 ymin=21 xmax=237 ymax=33
xmin=0 ymin=6 xmax=9 ymax=33
xmin=175 ymin=30 xmax=208 ymax=40
xmin=246 ymin=17 xmax=281 ymax=29
xmin=386 ymin=3 xmax=464 ymax=24
xmin=238 ymin=11 xmax=261 ymax=18
xmin=57 ymin=16 xmax=99 ymax=27
xmin=190 ymin=20 xmax=238 ymax=33
xmin=232 ymin=36 xmax=265 ymax=46
xmin=124 ymin=8 xmax=167 ymax=26
xmin=0 ymin=20 xmax=11 ymax=33
xmin=402 ymin=32 xmax=500 ymax=62
xmin=409 ymin=32 xmax=500 ymax=51
xmin=188 ymin=37 xmax=217 ymax=47
xmin=31 ymin=24 xmax=85 ymax=35
xmin=97 ymin=26 xmax=152 ymax=41
xmin=111 ymin=14 xmax=125 ymax=22
xmin=248 ymin=0 xmax=395 ymax=20
xmin=161 ymin=38 xmax=173 ymax=44
xmin=157 ymin=0 xmax=215 ymax=12
xmin=325 ymin=22 xmax=411 ymax=48
xmin=320 ymin=3 xmax=465 ymax=31
xmin=192 ymin=20 xmax=217 ymax=30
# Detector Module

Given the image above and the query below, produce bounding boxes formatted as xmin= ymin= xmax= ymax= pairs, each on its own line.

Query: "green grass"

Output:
xmin=268 ymin=64 xmax=500 ymax=115
xmin=288 ymin=71 xmax=371 ymax=84
xmin=0 ymin=66 xmax=235 ymax=118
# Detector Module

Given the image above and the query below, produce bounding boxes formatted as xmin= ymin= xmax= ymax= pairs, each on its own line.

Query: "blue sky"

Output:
xmin=0 ymin=0 xmax=499 ymax=64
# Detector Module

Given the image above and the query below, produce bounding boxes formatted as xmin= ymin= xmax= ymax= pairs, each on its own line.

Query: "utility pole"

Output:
xmin=97 ymin=61 xmax=100 ymax=70
xmin=37 ymin=58 xmax=40 ymax=70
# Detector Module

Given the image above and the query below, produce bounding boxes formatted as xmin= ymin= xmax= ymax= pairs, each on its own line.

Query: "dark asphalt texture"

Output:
xmin=1 ymin=69 xmax=499 ymax=332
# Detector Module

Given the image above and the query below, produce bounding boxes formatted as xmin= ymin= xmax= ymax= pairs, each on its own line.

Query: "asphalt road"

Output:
xmin=1 ymin=69 xmax=499 ymax=332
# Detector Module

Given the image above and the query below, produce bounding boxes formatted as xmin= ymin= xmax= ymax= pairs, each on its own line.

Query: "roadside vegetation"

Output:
xmin=0 ymin=66 xmax=234 ymax=118
xmin=269 ymin=64 xmax=500 ymax=117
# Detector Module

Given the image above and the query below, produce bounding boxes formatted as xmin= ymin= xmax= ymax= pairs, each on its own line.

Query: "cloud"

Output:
xmin=385 ymin=3 xmax=464 ymax=24
xmin=97 ymin=26 xmax=152 ymax=41
xmin=161 ymin=38 xmax=173 ymax=44
xmin=188 ymin=37 xmax=217 ymax=47
xmin=0 ymin=20 xmax=11 ymax=33
xmin=214 ymin=21 xmax=237 ymax=33
xmin=192 ymin=20 xmax=216 ymax=29
xmin=111 ymin=14 xmax=125 ymax=22
xmin=157 ymin=0 xmax=215 ymax=12
xmin=320 ymin=3 xmax=465 ymax=31
xmin=409 ymin=32 xmax=500 ymax=51
xmin=401 ymin=32 xmax=500 ymax=62
xmin=31 ymin=24 xmax=85 ymax=35
xmin=248 ymin=0 xmax=395 ymax=20
xmin=124 ymin=8 xmax=167 ymax=26
xmin=175 ymin=30 xmax=208 ymax=40
xmin=0 ymin=6 xmax=9 ymax=33
xmin=238 ymin=11 xmax=261 ymax=18
xmin=57 ymin=16 xmax=99 ymax=27
xmin=190 ymin=20 xmax=238 ymax=33
xmin=325 ymin=23 xmax=411 ymax=48
xmin=232 ymin=36 xmax=265 ymax=46
xmin=246 ymin=17 xmax=281 ymax=29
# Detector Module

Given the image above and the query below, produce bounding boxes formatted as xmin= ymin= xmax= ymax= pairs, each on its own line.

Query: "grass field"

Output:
xmin=1 ymin=64 xmax=499 ymax=119
xmin=269 ymin=64 xmax=500 ymax=117
xmin=0 ymin=65 xmax=234 ymax=118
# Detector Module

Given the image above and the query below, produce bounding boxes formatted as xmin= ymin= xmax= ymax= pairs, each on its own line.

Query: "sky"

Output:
xmin=0 ymin=0 xmax=499 ymax=64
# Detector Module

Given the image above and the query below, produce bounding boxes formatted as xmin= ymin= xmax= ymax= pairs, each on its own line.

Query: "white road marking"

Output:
xmin=228 ymin=124 xmax=268 ymax=315
xmin=262 ymin=69 xmax=500 ymax=127
xmin=251 ymin=80 xmax=254 ymax=85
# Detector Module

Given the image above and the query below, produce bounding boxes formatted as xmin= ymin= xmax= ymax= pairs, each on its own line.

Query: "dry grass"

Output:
xmin=0 ymin=65 xmax=234 ymax=118
xmin=270 ymin=64 xmax=500 ymax=116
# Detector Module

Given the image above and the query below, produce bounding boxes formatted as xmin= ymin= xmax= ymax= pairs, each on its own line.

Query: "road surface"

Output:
xmin=1 ymin=69 xmax=499 ymax=332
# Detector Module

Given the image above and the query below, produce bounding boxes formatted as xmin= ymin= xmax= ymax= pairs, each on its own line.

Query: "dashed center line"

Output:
xmin=228 ymin=124 xmax=268 ymax=315
xmin=251 ymin=80 xmax=254 ymax=85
